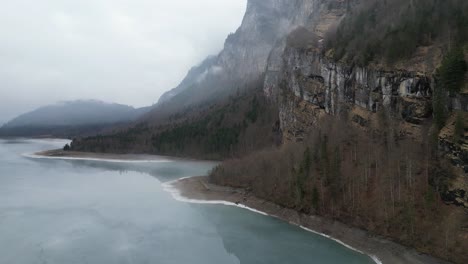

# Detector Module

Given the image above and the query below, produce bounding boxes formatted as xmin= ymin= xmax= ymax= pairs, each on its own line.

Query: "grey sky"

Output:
xmin=0 ymin=0 xmax=246 ymax=124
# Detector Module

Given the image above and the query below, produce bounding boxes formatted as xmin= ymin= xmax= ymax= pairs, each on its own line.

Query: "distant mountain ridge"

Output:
xmin=0 ymin=100 xmax=150 ymax=137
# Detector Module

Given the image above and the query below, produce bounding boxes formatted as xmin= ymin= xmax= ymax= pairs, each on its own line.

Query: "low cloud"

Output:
xmin=0 ymin=0 xmax=246 ymax=123
xmin=196 ymin=65 xmax=224 ymax=83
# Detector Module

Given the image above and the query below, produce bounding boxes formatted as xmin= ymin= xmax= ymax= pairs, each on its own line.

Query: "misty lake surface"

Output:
xmin=0 ymin=139 xmax=375 ymax=264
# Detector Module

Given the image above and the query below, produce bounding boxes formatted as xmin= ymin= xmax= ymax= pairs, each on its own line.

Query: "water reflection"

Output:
xmin=195 ymin=205 xmax=375 ymax=264
xmin=0 ymin=139 xmax=375 ymax=264
xmin=30 ymin=157 xmax=218 ymax=183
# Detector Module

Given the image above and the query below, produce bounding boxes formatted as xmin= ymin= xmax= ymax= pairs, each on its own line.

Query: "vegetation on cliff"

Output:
xmin=433 ymin=47 xmax=467 ymax=129
xmin=438 ymin=47 xmax=468 ymax=94
xmin=326 ymin=0 xmax=468 ymax=65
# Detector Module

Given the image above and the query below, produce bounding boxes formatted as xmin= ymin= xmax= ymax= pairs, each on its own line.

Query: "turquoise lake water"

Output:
xmin=0 ymin=138 xmax=375 ymax=264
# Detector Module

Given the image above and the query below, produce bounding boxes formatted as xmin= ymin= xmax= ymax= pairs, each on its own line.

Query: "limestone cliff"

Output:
xmin=260 ymin=0 xmax=468 ymax=208
xmin=270 ymin=48 xmax=433 ymax=141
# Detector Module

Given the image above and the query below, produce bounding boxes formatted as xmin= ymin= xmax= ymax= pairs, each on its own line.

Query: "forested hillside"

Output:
xmin=211 ymin=111 xmax=467 ymax=262
xmin=326 ymin=0 xmax=468 ymax=65
xmin=71 ymin=79 xmax=280 ymax=160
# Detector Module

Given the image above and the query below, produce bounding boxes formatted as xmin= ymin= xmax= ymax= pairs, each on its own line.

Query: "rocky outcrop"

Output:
xmin=266 ymin=46 xmax=434 ymax=141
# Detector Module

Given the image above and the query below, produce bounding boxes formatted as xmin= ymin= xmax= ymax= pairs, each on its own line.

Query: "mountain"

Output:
xmin=143 ymin=0 xmax=315 ymax=121
xmin=0 ymin=100 xmax=150 ymax=137
xmin=71 ymin=0 xmax=468 ymax=262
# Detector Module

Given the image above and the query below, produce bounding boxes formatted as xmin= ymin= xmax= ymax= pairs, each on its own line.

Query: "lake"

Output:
xmin=0 ymin=138 xmax=375 ymax=264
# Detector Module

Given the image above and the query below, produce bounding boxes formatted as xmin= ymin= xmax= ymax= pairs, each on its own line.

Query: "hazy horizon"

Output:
xmin=0 ymin=0 xmax=247 ymax=124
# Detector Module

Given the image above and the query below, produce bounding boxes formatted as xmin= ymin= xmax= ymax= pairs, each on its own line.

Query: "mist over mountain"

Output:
xmin=0 ymin=100 xmax=150 ymax=137
xmin=145 ymin=0 xmax=308 ymax=120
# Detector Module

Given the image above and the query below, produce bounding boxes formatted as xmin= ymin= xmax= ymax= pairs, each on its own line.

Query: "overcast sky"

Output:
xmin=0 ymin=0 xmax=246 ymax=124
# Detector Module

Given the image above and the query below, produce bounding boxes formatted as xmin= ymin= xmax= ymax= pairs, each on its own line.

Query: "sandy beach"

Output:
xmin=169 ymin=176 xmax=452 ymax=264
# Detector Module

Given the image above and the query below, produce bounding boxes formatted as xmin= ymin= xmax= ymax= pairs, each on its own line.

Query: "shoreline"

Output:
xmin=166 ymin=176 xmax=452 ymax=264
xmin=27 ymin=149 xmax=177 ymax=163
xmin=28 ymin=149 xmax=219 ymax=163
xmin=27 ymin=149 xmax=451 ymax=264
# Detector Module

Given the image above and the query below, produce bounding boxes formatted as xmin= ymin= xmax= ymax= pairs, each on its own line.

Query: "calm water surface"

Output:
xmin=0 ymin=139 xmax=375 ymax=264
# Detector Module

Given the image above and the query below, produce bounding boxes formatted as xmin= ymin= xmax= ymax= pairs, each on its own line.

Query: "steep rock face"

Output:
xmin=263 ymin=0 xmax=348 ymax=99
xmin=273 ymin=48 xmax=433 ymax=141
xmin=261 ymin=0 xmax=436 ymax=135
xmin=157 ymin=0 xmax=318 ymax=110
xmin=261 ymin=0 xmax=437 ymax=140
